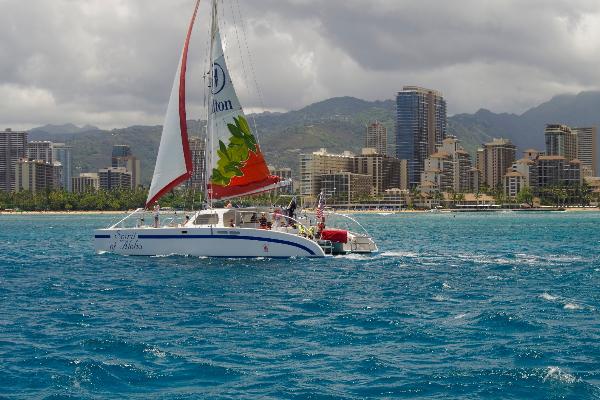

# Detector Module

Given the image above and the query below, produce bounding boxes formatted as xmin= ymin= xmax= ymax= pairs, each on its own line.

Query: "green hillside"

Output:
xmin=28 ymin=91 xmax=600 ymax=185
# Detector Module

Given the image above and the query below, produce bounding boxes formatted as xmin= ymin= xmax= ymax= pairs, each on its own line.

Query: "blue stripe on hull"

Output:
xmin=95 ymin=233 xmax=317 ymax=256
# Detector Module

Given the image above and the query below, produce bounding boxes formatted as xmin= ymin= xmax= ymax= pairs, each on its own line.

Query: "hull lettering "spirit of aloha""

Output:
xmin=109 ymin=231 xmax=143 ymax=251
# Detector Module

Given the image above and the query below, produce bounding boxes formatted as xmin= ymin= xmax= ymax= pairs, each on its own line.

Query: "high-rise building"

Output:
xmin=320 ymin=172 xmax=372 ymax=205
xmin=469 ymin=168 xmax=481 ymax=193
xmin=111 ymin=145 xmax=141 ymax=188
xmin=420 ymin=152 xmax=453 ymax=194
xmin=27 ymin=141 xmax=53 ymax=164
xmin=399 ymin=159 xmax=409 ymax=190
xmin=354 ymin=148 xmax=402 ymax=194
xmin=0 ymin=129 xmax=27 ymax=192
xmin=187 ymin=136 xmax=206 ymax=190
xmin=477 ymin=138 xmax=516 ymax=189
xmin=365 ymin=122 xmax=387 ymax=156
xmin=73 ymin=173 xmax=100 ymax=193
xmin=114 ymin=156 xmax=141 ymax=188
xmin=545 ymin=124 xmax=578 ymax=161
xmin=395 ymin=86 xmax=447 ymax=187
xmin=537 ymin=156 xmax=581 ymax=188
xmin=98 ymin=167 xmax=132 ymax=190
xmin=573 ymin=126 xmax=597 ymax=176
xmin=503 ymin=157 xmax=538 ymax=198
xmin=52 ymin=162 xmax=63 ymax=191
xmin=53 ymin=143 xmax=73 ymax=192
xmin=420 ymin=137 xmax=472 ymax=193
xmin=14 ymin=158 xmax=55 ymax=193
xmin=299 ymin=149 xmax=355 ymax=197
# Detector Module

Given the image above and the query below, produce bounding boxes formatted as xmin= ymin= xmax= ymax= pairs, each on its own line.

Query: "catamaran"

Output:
xmin=94 ymin=0 xmax=377 ymax=258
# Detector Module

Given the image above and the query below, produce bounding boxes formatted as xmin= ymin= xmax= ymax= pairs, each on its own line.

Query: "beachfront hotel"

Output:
xmin=299 ymin=148 xmax=404 ymax=202
xmin=14 ymin=158 xmax=59 ymax=193
xmin=545 ymin=124 xmax=578 ymax=162
xmin=477 ymin=138 xmax=517 ymax=189
xmin=573 ymin=126 xmax=598 ymax=176
xmin=299 ymin=149 xmax=355 ymax=198
xmin=420 ymin=136 xmax=473 ymax=194
xmin=98 ymin=167 xmax=132 ymax=191
xmin=0 ymin=129 xmax=28 ymax=192
xmin=72 ymin=173 xmax=100 ymax=193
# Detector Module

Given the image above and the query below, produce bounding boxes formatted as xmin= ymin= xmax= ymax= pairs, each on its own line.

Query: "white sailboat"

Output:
xmin=94 ymin=0 xmax=377 ymax=258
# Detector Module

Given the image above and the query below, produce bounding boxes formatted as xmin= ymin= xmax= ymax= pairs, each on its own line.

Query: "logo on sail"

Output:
xmin=211 ymin=62 xmax=226 ymax=95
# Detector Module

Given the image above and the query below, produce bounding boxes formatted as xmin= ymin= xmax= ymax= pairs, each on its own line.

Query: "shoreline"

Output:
xmin=334 ymin=207 xmax=600 ymax=214
xmin=1 ymin=207 xmax=599 ymax=216
xmin=0 ymin=210 xmax=129 ymax=215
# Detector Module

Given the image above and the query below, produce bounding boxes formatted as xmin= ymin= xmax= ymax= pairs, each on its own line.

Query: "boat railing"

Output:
xmin=234 ymin=210 xmax=312 ymax=236
xmin=305 ymin=210 xmax=373 ymax=238
xmin=109 ymin=208 xmax=143 ymax=229
xmin=108 ymin=208 xmax=192 ymax=229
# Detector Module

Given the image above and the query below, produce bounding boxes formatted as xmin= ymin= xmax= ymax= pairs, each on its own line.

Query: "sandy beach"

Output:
xmin=0 ymin=210 xmax=129 ymax=215
xmin=1 ymin=207 xmax=598 ymax=216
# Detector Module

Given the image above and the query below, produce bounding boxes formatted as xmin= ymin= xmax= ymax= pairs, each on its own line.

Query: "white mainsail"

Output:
xmin=146 ymin=0 xmax=200 ymax=207
xmin=206 ymin=2 xmax=279 ymax=200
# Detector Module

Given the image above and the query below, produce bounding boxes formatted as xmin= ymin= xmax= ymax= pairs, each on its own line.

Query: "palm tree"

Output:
xmin=516 ymin=186 xmax=534 ymax=208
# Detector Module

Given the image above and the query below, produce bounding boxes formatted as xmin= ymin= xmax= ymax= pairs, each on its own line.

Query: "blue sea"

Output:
xmin=1 ymin=211 xmax=600 ymax=399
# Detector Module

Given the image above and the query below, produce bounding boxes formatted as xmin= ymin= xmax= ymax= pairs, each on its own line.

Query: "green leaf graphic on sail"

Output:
xmin=211 ymin=115 xmax=258 ymax=186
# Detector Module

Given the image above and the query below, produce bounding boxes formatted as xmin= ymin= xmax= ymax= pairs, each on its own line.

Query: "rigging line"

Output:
xmin=227 ymin=0 xmax=258 ymax=139
xmin=232 ymin=0 xmax=263 ymax=141
xmin=219 ymin=0 xmax=261 ymax=148
xmin=234 ymin=0 xmax=266 ymax=113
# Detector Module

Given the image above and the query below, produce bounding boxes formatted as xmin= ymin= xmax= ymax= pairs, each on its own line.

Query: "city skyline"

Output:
xmin=1 ymin=0 xmax=600 ymax=129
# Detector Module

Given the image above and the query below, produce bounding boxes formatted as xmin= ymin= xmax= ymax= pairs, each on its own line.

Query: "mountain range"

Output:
xmin=27 ymin=91 xmax=600 ymax=185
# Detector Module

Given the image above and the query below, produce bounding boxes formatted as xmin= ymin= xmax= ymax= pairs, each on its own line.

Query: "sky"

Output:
xmin=1 ymin=0 xmax=600 ymax=129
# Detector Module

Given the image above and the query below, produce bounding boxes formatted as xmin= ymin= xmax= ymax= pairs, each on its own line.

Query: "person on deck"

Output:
xmin=226 ymin=201 xmax=233 ymax=208
xmin=153 ymin=203 xmax=160 ymax=228
xmin=229 ymin=218 xmax=235 ymax=227
xmin=259 ymin=213 xmax=268 ymax=229
xmin=287 ymin=197 xmax=297 ymax=220
xmin=317 ymin=219 xmax=325 ymax=238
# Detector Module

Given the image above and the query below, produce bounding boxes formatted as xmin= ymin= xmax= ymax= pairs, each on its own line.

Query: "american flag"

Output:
xmin=316 ymin=191 xmax=324 ymax=221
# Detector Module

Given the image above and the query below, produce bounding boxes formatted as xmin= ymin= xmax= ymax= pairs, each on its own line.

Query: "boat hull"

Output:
xmin=94 ymin=226 xmax=326 ymax=258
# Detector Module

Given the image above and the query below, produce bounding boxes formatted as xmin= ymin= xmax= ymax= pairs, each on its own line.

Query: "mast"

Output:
xmin=206 ymin=0 xmax=217 ymax=209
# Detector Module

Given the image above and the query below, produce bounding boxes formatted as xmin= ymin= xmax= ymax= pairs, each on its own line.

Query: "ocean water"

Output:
xmin=1 ymin=211 xmax=600 ymax=399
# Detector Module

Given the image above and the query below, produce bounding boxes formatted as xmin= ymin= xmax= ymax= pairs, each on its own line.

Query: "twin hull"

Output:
xmin=94 ymin=227 xmax=326 ymax=258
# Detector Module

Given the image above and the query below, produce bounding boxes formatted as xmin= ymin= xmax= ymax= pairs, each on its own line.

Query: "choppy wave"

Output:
xmin=540 ymin=292 xmax=559 ymax=301
xmin=380 ymin=250 xmax=419 ymax=258
xmin=543 ymin=366 xmax=579 ymax=384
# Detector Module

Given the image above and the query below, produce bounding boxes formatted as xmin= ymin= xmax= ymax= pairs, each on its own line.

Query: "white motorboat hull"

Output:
xmin=94 ymin=226 xmax=326 ymax=258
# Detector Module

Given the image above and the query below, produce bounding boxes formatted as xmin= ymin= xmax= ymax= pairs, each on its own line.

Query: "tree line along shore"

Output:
xmin=1 ymin=185 xmax=599 ymax=214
